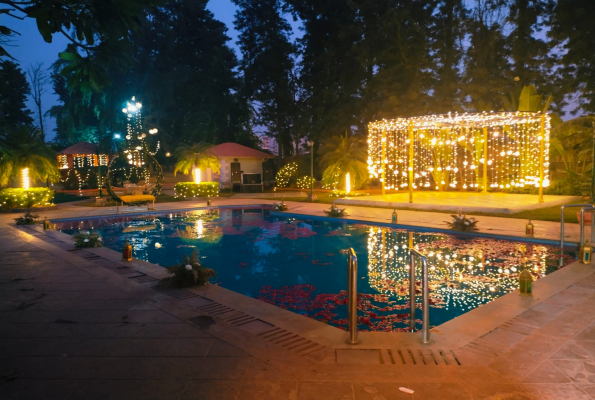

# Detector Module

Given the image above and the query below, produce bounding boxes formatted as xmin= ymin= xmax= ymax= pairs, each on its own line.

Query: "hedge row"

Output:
xmin=174 ymin=182 xmax=219 ymax=198
xmin=0 ymin=188 xmax=54 ymax=209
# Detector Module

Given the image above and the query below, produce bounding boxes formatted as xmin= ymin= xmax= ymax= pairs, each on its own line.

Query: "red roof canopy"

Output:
xmin=58 ymin=142 xmax=99 ymax=155
xmin=209 ymin=142 xmax=272 ymax=158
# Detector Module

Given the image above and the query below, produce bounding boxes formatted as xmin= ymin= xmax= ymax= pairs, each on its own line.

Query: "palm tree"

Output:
xmin=173 ymin=143 xmax=221 ymax=183
xmin=0 ymin=126 xmax=59 ymax=188
xmin=318 ymin=133 xmax=368 ymax=190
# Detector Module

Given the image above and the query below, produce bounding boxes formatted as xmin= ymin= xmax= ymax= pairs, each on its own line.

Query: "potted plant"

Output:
xmin=325 ymin=204 xmax=348 ymax=217
xmin=164 ymin=249 xmax=216 ymax=288
xmin=445 ymin=210 xmax=478 ymax=232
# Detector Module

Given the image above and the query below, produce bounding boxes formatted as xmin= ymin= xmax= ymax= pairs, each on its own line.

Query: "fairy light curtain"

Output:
xmin=368 ymin=112 xmax=550 ymax=192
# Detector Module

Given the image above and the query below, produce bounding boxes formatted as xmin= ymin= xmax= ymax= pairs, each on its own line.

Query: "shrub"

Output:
xmin=273 ymin=200 xmax=288 ymax=211
xmin=0 ymin=188 xmax=54 ymax=210
xmin=275 ymin=162 xmax=298 ymax=187
xmin=14 ymin=212 xmax=40 ymax=225
xmin=165 ymin=249 xmax=216 ymax=287
xmin=445 ymin=210 xmax=478 ymax=232
xmin=174 ymin=182 xmax=219 ymax=198
xmin=324 ymin=205 xmax=348 ymax=217
xmin=73 ymin=231 xmax=103 ymax=248
xmin=296 ymin=176 xmax=315 ymax=189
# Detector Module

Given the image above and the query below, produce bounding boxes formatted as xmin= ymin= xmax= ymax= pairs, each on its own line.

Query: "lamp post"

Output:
xmin=308 ymin=140 xmax=316 ymax=202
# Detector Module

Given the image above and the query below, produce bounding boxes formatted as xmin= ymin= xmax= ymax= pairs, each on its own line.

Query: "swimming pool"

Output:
xmin=55 ymin=207 xmax=576 ymax=332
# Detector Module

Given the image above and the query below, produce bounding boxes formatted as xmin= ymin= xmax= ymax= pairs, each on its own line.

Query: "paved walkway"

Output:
xmin=1 ymin=199 xmax=594 ymax=399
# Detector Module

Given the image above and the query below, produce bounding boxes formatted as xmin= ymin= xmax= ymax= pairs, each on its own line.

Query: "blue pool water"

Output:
xmin=55 ymin=207 xmax=576 ymax=331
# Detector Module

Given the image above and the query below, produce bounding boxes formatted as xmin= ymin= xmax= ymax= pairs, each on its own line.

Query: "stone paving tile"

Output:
xmin=521 ymin=360 xmax=571 ymax=383
xmin=550 ymin=359 xmax=595 ymax=384
xmin=578 ymin=384 xmax=595 ymax=398
xmin=577 ymin=340 xmax=595 ymax=358
xmin=175 ymin=323 xmax=214 ymax=339
xmin=238 ymin=380 xmax=298 ymax=400
xmin=480 ymin=327 xmax=527 ymax=348
xmin=531 ymin=301 xmax=569 ymax=316
xmin=575 ymin=324 xmax=595 ymax=341
xmin=206 ymin=340 xmax=249 ymax=357
xmin=464 ymin=382 xmax=531 ymax=400
xmin=549 ymin=341 xmax=593 ymax=360
xmin=135 ymin=322 xmax=187 ymax=338
xmin=244 ymin=358 xmax=294 ymax=381
xmin=336 ymin=349 xmax=381 ymax=365
xmin=513 ymin=309 xmax=558 ymax=329
xmin=301 ymin=364 xmax=404 ymax=382
xmin=351 ymin=381 xmax=412 ymax=400
xmin=406 ymin=382 xmax=472 ymax=400
xmin=144 ymin=357 xmax=204 ymax=379
xmin=298 ymin=381 xmax=354 ymax=400
xmin=0 ymin=379 xmax=81 ymax=400
xmin=161 ymin=338 xmax=214 ymax=357
xmin=67 ymin=379 xmax=138 ymax=400
xmin=181 ymin=380 xmax=242 ymax=400
xmin=522 ymin=383 xmax=592 ymax=400
xmin=194 ymin=356 xmax=252 ymax=380
xmin=126 ymin=379 xmax=190 ymax=400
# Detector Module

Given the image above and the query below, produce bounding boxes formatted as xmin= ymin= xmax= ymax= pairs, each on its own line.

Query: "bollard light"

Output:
xmin=122 ymin=240 xmax=133 ymax=261
xmin=519 ymin=265 xmax=533 ymax=294
xmin=207 ymin=196 xmax=212 ymax=207
xmin=43 ymin=217 xmax=51 ymax=230
xmin=580 ymin=240 xmax=593 ymax=264
xmin=525 ymin=220 xmax=534 ymax=236
xmin=392 ymin=209 xmax=397 ymax=223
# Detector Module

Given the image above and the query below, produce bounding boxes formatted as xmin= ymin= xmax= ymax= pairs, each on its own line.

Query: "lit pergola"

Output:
xmin=367 ymin=111 xmax=550 ymax=202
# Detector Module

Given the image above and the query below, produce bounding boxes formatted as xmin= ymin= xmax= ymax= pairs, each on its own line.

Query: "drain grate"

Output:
xmin=389 ymin=348 xmax=461 ymax=365
xmin=258 ymin=327 xmax=325 ymax=356
xmin=130 ymin=275 xmax=160 ymax=284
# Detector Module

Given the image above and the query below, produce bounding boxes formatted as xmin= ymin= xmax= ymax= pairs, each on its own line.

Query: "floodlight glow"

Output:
xmin=345 ymin=173 xmax=351 ymax=194
xmin=114 ymin=134 xmax=121 ymax=139
xmin=194 ymin=168 xmax=201 ymax=184
xmin=22 ymin=168 xmax=29 ymax=190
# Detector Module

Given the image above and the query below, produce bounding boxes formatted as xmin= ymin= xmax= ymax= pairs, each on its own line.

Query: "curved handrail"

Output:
xmin=346 ymin=248 xmax=358 ymax=344
xmin=410 ymin=248 xmax=430 ymax=344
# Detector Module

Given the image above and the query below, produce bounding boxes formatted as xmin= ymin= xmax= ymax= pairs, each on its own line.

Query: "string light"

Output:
xmin=368 ymin=112 xmax=550 ymax=191
xmin=21 ymin=168 xmax=29 ymax=190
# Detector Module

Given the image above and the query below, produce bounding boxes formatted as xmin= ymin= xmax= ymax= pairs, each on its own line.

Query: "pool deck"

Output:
xmin=1 ymin=198 xmax=595 ymax=399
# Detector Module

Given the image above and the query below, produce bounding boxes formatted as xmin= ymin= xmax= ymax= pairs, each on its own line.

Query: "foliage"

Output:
xmin=233 ymin=0 xmax=298 ymax=157
xmin=0 ymin=126 xmax=60 ymax=187
xmin=319 ymin=133 xmax=367 ymax=190
xmin=174 ymin=182 xmax=219 ymax=198
xmin=549 ymin=116 xmax=595 ymax=198
xmin=0 ymin=0 xmax=163 ymax=92
xmin=324 ymin=205 xmax=347 ymax=218
xmin=174 ymin=143 xmax=220 ymax=179
xmin=296 ymin=176 xmax=315 ymax=190
xmin=550 ymin=0 xmax=595 ymax=113
xmin=0 ymin=188 xmax=54 ymax=209
xmin=273 ymin=200 xmax=288 ymax=212
xmin=445 ymin=210 xmax=479 ymax=232
xmin=165 ymin=249 xmax=216 ymax=288
xmin=73 ymin=231 xmax=103 ymax=248
xmin=329 ymin=191 xmax=366 ymax=198
xmin=0 ymin=60 xmax=34 ymax=128
xmin=14 ymin=212 xmax=40 ymax=225
xmin=275 ymin=162 xmax=298 ymax=188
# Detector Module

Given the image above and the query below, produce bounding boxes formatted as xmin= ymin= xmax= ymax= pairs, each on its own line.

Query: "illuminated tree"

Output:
xmin=173 ymin=143 xmax=220 ymax=184
xmin=319 ymin=133 xmax=367 ymax=190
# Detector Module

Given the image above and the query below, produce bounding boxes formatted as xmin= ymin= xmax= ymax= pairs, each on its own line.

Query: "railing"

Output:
xmin=580 ymin=206 xmax=595 ymax=247
xmin=346 ymin=248 xmax=359 ymax=344
xmin=410 ymin=249 xmax=430 ymax=344
xmin=560 ymin=203 xmax=593 ymax=266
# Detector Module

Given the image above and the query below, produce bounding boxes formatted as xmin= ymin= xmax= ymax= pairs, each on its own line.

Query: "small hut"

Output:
xmin=57 ymin=142 xmax=109 ymax=170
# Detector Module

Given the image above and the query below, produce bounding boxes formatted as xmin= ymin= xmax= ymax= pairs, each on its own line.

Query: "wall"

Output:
xmin=218 ymin=157 xmax=265 ymax=188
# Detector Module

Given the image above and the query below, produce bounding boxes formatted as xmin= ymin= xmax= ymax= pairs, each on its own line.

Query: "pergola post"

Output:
xmin=409 ymin=124 xmax=414 ymax=203
xmin=482 ymin=127 xmax=488 ymax=194
xmin=539 ymin=114 xmax=545 ymax=203
xmin=381 ymin=129 xmax=386 ymax=196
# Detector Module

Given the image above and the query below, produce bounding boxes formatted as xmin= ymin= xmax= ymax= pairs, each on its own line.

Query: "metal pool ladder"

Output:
xmin=560 ymin=203 xmax=593 ymax=266
xmin=346 ymin=248 xmax=359 ymax=344
xmin=410 ymin=249 xmax=431 ymax=344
